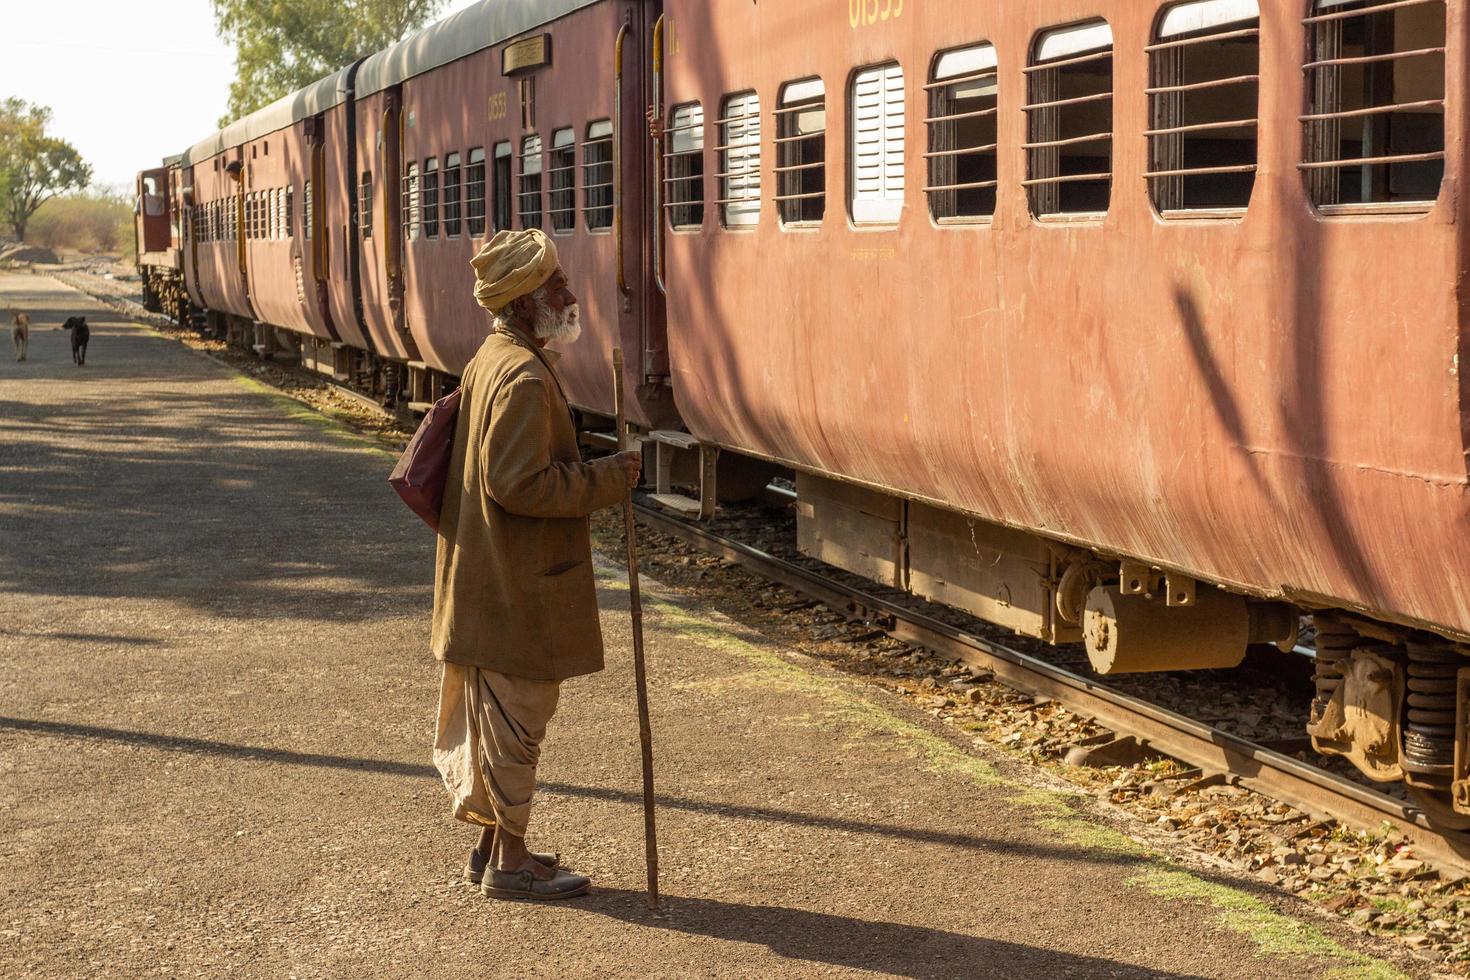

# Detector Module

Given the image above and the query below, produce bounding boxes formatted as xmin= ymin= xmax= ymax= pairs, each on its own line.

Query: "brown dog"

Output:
xmin=10 ymin=312 xmax=28 ymax=362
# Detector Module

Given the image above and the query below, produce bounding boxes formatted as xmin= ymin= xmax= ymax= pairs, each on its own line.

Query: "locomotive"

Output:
xmin=136 ymin=0 xmax=1470 ymax=828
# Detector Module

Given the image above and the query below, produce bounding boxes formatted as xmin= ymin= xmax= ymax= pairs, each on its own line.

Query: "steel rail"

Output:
xmin=631 ymin=503 xmax=1470 ymax=873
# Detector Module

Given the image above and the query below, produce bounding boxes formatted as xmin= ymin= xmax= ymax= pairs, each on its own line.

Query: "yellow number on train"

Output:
xmin=849 ymin=0 xmax=902 ymax=27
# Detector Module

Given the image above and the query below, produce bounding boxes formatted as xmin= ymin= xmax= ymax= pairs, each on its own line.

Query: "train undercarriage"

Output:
xmin=653 ymin=460 xmax=1470 ymax=835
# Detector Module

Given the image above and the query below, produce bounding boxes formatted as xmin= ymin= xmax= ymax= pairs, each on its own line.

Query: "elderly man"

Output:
xmin=431 ymin=228 xmax=640 ymax=901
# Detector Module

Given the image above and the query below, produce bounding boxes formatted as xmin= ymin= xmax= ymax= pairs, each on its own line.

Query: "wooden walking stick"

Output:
xmin=612 ymin=347 xmax=660 ymax=910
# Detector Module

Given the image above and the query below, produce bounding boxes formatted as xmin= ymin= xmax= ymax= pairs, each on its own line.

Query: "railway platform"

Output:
xmin=0 ymin=271 xmax=1417 ymax=978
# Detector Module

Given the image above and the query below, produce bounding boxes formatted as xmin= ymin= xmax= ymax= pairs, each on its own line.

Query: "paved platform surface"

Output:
xmin=0 ymin=272 xmax=1414 ymax=978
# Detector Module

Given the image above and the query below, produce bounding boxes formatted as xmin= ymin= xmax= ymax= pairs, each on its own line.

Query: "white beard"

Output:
xmin=533 ymin=301 xmax=581 ymax=344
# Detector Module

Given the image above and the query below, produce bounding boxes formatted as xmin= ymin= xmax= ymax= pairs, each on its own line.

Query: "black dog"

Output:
xmin=63 ymin=316 xmax=89 ymax=366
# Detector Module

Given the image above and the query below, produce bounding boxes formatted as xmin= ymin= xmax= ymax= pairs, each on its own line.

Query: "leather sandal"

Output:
xmin=483 ymin=867 xmax=591 ymax=901
xmin=464 ymin=848 xmax=560 ymax=885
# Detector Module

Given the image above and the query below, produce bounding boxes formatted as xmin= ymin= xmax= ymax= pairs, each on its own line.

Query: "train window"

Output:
xmin=444 ymin=152 xmax=463 ymax=238
xmin=1303 ymin=0 xmax=1445 ymax=210
xmin=519 ymin=134 xmax=544 ymax=230
xmin=304 ymin=182 xmax=314 ymax=243
xmin=718 ymin=91 xmax=761 ymax=227
xmin=548 ymin=128 xmax=576 ymax=234
xmin=926 ymin=43 xmax=999 ymax=222
xmin=422 ymin=158 xmax=440 ymax=238
xmin=850 ymin=63 xmax=906 ymax=224
xmin=402 ymin=163 xmax=420 ymax=242
xmin=775 ymin=79 xmax=825 ymax=225
xmin=666 ymin=102 xmax=705 ymax=229
xmin=1147 ymin=0 xmax=1259 ymax=214
xmin=582 ymin=120 xmax=613 ymax=230
xmin=360 ymin=173 xmax=373 ymax=238
xmin=1024 ymin=20 xmax=1113 ymax=217
xmin=466 ymin=148 xmax=487 ymax=237
xmin=492 ymin=142 xmax=512 ymax=233
xmin=285 ymin=186 xmax=293 ymax=238
xmin=271 ymin=189 xmax=281 ymax=239
xmin=248 ymin=193 xmax=257 ymax=239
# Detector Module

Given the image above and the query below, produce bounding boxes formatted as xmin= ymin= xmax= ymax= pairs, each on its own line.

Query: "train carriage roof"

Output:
xmin=355 ymin=0 xmax=602 ymax=97
xmin=177 ymin=0 xmax=601 ymax=167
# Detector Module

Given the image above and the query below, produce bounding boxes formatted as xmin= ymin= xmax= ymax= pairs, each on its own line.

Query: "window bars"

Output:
xmin=467 ymin=148 xmax=487 ymax=238
xmin=360 ymin=173 xmax=373 ymax=237
xmin=718 ymin=91 xmax=761 ymax=226
xmin=926 ymin=43 xmax=999 ymax=221
xmin=402 ymin=163 xmax=420 ymax=242
xmin=422 ymin=158 xmax=440 ymax=238
xmin=775 ymin=79 xmax=825 ymax=224
xmin=443 ymin=152 xmax=463 ymax=237
xmin=548 ymin=128 xmax=577 ymax=234
xmin=583 ymin=120 xmax=614 ymax=230
xmin=1147 ymin=0 xmax=1260 ymax=213
xmin=492 ymin=142 xmax=512 ymax=233
xmin=851 ymin=63 xmax=906 ymax=223
xmin=665 ymin=102 xmax=705 ymax=229
xmin=519 ymin=134 xmax=544 ymax=230
xmin=1025 ymin=20 xmax=1114 ymax=216
xmin=1302 ymin=0 xmax=1445 ymax=208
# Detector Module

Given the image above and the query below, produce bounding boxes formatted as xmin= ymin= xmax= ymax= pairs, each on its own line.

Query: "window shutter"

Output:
xmin=722 ymin=91 xmax=761 ymax=226
xmin=852 ymin=64 xmax=905 ymax=222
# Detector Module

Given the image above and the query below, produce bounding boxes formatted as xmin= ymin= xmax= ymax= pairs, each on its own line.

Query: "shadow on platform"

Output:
xmin=582 ymin=887 xmax=1208 ymax=980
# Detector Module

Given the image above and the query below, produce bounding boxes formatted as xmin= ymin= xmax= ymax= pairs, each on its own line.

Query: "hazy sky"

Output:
xmin=0 ymin=0 xmax=481 ymax=191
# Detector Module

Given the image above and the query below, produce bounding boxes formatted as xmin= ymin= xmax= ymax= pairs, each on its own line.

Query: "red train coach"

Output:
xmin=144 ymin=0 xmax=1470 ymax=824
xmin=134 ymin=156 xmax=185 ymax=318
xmin=350 ymin=0 xmax=677 ymax=426
xmin=652 ymin=0 xmax=1470 ymax=820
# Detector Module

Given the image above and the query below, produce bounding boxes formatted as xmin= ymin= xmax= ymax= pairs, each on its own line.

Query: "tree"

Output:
xmin=0 ymin=99 xmax=92 ymax=242
xmin=213 ymin=0 xmax=447 ymax=123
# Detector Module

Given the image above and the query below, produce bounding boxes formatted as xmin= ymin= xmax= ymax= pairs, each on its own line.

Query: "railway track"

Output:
xmin=632 ymin=501 xmax=1470 ymax=876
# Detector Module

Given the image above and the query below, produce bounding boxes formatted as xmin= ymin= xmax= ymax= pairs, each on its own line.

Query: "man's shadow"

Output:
xmin=577 ymin=887 xmax=1207 ymax=979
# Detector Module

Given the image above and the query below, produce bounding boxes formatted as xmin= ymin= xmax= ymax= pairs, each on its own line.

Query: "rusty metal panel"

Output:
xmin=795 ymin=473 xmax=903 ymax=589
xmin=908 ymin=503 xmax=1064 ymax=641
xmin=660 ymin=0 xmax=1470 ymax=643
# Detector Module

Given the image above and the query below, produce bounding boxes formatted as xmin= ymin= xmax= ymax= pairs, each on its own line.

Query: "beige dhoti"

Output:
xmin=433 ymin=662 xmax=561 ymax=838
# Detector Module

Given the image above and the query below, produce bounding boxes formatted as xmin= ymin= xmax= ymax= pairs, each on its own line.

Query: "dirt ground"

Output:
xmin=0 ymin=272 xmax=1427 ymax=978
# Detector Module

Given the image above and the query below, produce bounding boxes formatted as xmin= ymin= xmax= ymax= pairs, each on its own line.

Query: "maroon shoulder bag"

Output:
xmin=388 ymin=387 xmax=462 ymax=533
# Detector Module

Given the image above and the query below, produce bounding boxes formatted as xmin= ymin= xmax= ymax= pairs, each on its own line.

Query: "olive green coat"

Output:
xmin=430 ymin=326 xmax=626 ymax=680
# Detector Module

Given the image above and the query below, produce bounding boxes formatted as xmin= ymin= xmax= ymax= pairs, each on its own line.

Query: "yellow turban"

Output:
xmin=470 ymin=228 xmax=559 ymax=312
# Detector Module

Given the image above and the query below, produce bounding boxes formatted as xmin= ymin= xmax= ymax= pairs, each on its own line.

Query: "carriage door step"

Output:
xmin=407 ymin=361 xmax=433 ymax=413
xmin=645 ymin=430 xmax=718 ymax=520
